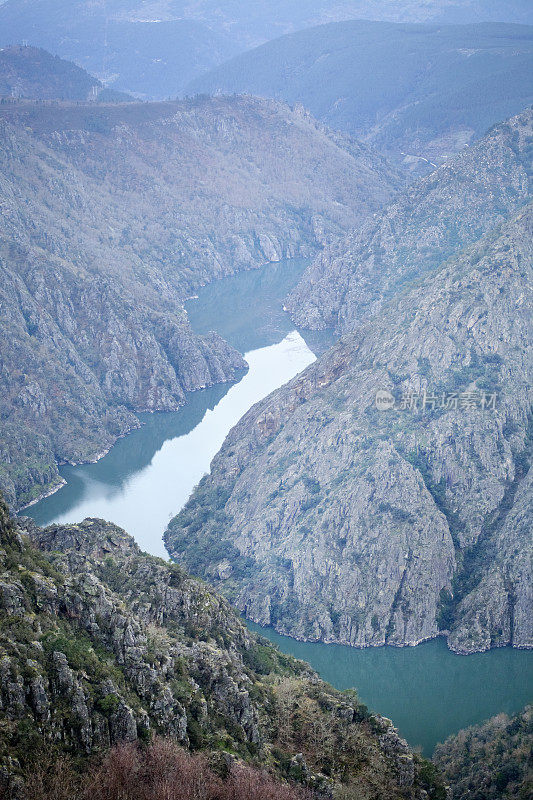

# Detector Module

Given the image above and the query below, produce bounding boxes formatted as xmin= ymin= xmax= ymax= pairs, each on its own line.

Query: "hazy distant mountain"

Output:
xmin=188 ymin=21 xmax=533 ymax=169
xmin=0 ymin=45 xmax=131 ymax=101
xmin=0 ymin=2 xmax=531 ymax=98
xmin=0 ymin=1 xmax=240 ymax=98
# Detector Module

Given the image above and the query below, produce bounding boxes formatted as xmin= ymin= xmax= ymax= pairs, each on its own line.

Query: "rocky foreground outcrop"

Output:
xmin=165 ymin=202 xmax=532 ymax=654
xmin=0 ymin=495 xmax=443 ymax=799
xmin=0 ymin=94 xmax=401 ymax=509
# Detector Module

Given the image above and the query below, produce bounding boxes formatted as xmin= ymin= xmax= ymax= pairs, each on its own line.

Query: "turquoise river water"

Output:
xmin=25 ymin=258 xmax=532 ymax=756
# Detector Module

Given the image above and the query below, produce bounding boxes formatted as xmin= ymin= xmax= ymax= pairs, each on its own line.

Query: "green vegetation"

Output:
xmin=0 ymin=495 xmax=445 ymax=798
xmin=434 ymin=706 xmax=533 ymax=799
xmin=166 ymin=475 xmax=257 ymax=584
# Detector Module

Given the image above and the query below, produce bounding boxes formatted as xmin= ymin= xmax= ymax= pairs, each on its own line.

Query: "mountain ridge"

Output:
xmin=0 ymin=45 xmax=132 ymax=101
xmin=287 ymin=108 xmax=533 ymax=331
xmin=0 ymin=94 xmax=401 ymax=510
xmin=165 ymin=192 xmax=533 ymax=653
xmin=186 ymin=20 xmax=533 ymax=170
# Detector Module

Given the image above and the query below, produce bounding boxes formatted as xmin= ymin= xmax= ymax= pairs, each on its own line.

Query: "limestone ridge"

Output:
xmin=0 ymin=495 xmax=442 ymax=798
xmin=286 ymin=108 xmax=533 ymax=331
xmin=165 ymin=202 xmax=533 ymax=654
xmin=0 ymin=94 xmax=401 ymax=509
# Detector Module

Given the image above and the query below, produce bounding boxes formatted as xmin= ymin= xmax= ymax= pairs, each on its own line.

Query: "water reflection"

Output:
xmin=186 ymin=257 xmax=335 ymax=355
xmin=27 ymin=332 xmax=316 ymax=557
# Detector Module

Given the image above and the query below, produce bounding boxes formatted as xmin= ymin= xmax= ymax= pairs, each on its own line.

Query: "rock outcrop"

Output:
xmin=0 ymin=94 xmax=401 ymax=509
xmin=0 ymin=494 xmax=443 ymax=799
xmin=165 ymin=203 xmax=533 ymax=653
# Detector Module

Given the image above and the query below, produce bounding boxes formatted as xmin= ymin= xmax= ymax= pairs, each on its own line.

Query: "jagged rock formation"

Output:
xmin=0 ymin=495 xmax=444 ymax=799
xmin=165 ymin=202 xmax=533 ymax=654
xmin=434 ymin=705 xmax=533 ymax=799
xmin=287 ymin=109 xmax=533 ymax=330
xmin=0 ymin=45 xmax=131 ymax=101
xmin=0 ymin=94 xmax=400 ymax=509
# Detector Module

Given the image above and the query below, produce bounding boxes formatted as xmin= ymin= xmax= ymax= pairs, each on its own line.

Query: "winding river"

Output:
xmin=25 ymin=257 xmax=532 ymax=756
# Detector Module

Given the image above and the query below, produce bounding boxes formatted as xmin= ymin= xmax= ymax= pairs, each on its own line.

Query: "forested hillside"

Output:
xmin=0 ymin=45 xmax=130 ymax=101
xmin=189 ymin=21 xmax=533 ymax=169
xmin=1 ymin=2 xmax=531 ymax=98
xmin=434 ymin=706 xmax=532 ymax=799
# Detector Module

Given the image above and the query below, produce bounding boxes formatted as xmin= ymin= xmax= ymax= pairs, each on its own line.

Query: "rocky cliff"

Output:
xmin=0 ymin=95 xmax=401 ymax=509
xmin=0 ymin=495 xmax=443 ymax=799
xmin=286 ymin=108 xmax=533 ymax=330
xmin=165 ymin=203 xmax=532 ymax=653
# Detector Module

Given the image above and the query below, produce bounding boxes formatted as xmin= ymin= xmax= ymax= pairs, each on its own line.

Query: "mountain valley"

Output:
xmin=0 ymin=14 xmax=531 ymax=799
xmin=165 ymin=116 xmax=533 ymax=653
xmin=0 ymin=92 xmax=399 ymax=511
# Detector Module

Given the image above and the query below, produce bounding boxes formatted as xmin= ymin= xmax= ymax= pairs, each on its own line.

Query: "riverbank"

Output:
xmin=247 ymin=621 xmax=533 ymax=757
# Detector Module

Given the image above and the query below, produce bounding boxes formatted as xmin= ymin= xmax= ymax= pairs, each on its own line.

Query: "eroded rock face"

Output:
xmin=165 ymin=204 xmax=532 ymax=653
xmin=0 ymin=95 xmax=401 ymax=509
xmin=0 ymin=497 xmax=438 ymax=799
xmin=286 ymin=109 xmax=533 ymax=332
xmin=448 ymin=468 xmax=533 ymax=654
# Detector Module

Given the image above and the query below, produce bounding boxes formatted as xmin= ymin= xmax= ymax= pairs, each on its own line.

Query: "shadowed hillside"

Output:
xmin=0 ymin=45 xmax=131 ymax=101
xmin=188 ymin=21 xmax=533 ymax=169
